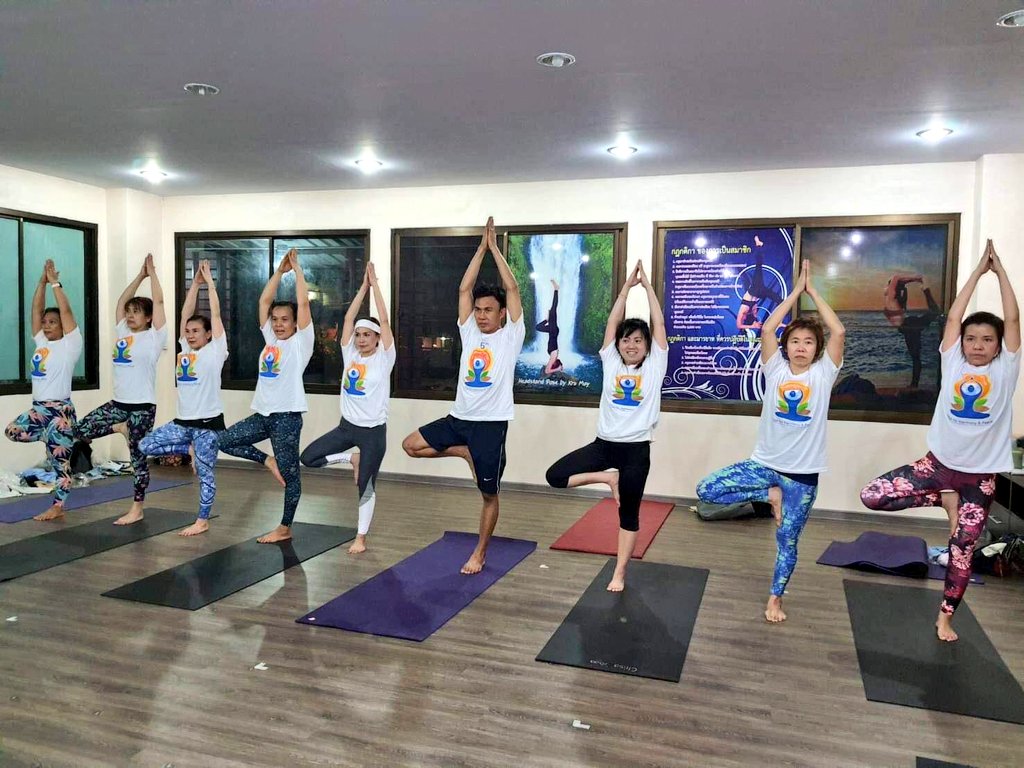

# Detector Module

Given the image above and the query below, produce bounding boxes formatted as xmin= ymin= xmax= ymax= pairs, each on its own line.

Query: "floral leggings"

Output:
xmin=74 ymin=401 xmax=156 ymax=503
xmin=697 ymin=460 xmax=818 ymax=596
xmin=5 ymin=399 xmax=77 ymax=506
xmin=860 ymin=452 xmax=994 ymax=615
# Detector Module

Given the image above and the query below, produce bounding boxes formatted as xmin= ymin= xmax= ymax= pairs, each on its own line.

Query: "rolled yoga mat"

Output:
xmin=844 ymin=580 xmax=1024 ymax=724
xmin=549 ymin=498 xmax=674 ymax=558
xmin=103 ymin=522 xmax=355 ymax=610
xmin=916 ymin=758 xmax=976 ymax=768
xmin=536 ymin=559 xmax=708 ymax=682
xmin=0 ymin=476 xmax=192 ymax=524
xmin=296 ymin=531 xmax=537 ymax=641
xmin=0 ymin=508 xmax=216 ymax=582
xmin=817 ymin=531 xmax=982 ymax=584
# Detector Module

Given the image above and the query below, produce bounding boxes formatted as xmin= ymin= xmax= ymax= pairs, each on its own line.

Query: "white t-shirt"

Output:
xmin=250 ymin=321 xmax=315 ymax=416
xmin=596 ymin=342 xmax=669 ymax=443
xmin=340 ymin=339 xmax=396 ymax=428
xmin=926 ymin=342 xmax=1021 ymax=473
xmin=450 ymin=314 xmax=525 ymax=422
xmin=30 ymin=327 xmax=83 ymax=401
xmin=751 ymin=350 xmax=842 ymax=474
xmin=112 ymin=320 xmax=167 ymax=404
xmin=175 ymin=333 xmax=228 ymax=420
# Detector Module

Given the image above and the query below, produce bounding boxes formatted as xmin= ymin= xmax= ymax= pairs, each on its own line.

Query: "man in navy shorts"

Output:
xmin=402 ymin=217 xmax=524 ymax=574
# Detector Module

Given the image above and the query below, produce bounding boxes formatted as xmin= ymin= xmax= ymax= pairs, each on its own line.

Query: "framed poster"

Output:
xmin=507 ymin=224 xmax=627 ymax=406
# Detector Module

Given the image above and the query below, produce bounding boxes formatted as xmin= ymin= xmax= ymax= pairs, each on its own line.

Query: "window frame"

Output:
xmin=174 ymin=229 xmax=370 ymax=396
xmin=0 ymin=206 xmax=99 ymax=396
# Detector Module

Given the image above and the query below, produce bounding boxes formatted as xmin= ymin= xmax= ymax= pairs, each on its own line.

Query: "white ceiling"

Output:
xmin=2 ymin=0 xmax=1022 ymax=196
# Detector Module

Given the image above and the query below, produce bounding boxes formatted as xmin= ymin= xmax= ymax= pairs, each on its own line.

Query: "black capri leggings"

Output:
xmin=546 ymin=438 xmax=651 ymax=531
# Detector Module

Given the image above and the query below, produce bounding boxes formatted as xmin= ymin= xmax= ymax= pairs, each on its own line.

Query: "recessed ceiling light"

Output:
xmin=354 ymin=152 xmax=384 ymax=174
xmin=183 ymin=82 xmax=220 ymax=96
xmin=996 ymin=9 xmax=1024 ymax=27
xmin=536 ymin=52 xmax=576 ymax=68
xmin=915 ymin=127 xmax=953 ymax=143
xmin=138 ymin=168 xmax=168 ymax=184
xmin=607 ymin=144 xmax=638 ymax=158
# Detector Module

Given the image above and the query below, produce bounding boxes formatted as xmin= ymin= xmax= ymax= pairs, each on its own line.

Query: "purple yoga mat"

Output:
xmin=0 ymin=477 xmax=192 ymax=523
xmin=817 ymin=530 xmax=982 ymax=584
xmin=296 ymin=531 xmax=537 ymax=641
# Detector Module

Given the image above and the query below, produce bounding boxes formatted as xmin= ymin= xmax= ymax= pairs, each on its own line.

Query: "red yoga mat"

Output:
xmin=549 ymin=498 xmax=675 ymax=558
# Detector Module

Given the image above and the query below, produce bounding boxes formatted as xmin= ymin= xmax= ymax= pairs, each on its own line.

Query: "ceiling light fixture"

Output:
xmin=536 ymin=52 xmax=576 ymax=68
xmin=183 ymin=82 xmax=220 ymax=96
xmin=996 ymin=9 xmax=1024 ymax=27
xmin=354 ymin=151 xmax=384 ymax=174
xmin=607 ymin=144 xmax=638 ymax=158
xmin=138 ymin=167 xmax=168 ymax=184
xmin=915 ymin=127 xmax=953 ymax=143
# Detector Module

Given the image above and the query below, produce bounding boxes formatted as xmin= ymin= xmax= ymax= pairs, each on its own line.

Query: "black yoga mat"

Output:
xmin=536 ymin=559 xmax=708 ymax=682
xmin=102 ymin=523 xmax=355 ymax=610
xmin=844 ymin=580 xmax=1024 ymax=724
xmin=0 ymin=508 xmax=214 ymax=582
xmin=916 ymin=758 xmax=975 ymax=768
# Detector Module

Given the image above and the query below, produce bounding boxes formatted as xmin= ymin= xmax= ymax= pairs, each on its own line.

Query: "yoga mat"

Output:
xmin=103 ymin=523 xmax=355 ymax=610
xmin=0 ymin=508 xmax=215 ymax=582
xmin=536 ymin=559 xmax=708 ymax=682
xmin=296 ymin=531 xmax=536 ymax=641
xmin=844 ymin=580 xmax=1024 ymax=724
xmin=0 ymin=476 xmax=191 ymax=524
xmin=916 ymin=759 xmax=975 ymax=768
xmin=817 ymin=531 xmax=982 ymax=584
xmin=549 ymin=499 xmax=674 ymax=558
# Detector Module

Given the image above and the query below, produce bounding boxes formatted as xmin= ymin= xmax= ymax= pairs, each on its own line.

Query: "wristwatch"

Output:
xmin=50 ymin=281 xmax=62 ymax=289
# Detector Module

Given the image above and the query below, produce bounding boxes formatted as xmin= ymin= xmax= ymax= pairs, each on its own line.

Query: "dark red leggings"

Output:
xmin=860 ymin=452 xmax=995 ymax=615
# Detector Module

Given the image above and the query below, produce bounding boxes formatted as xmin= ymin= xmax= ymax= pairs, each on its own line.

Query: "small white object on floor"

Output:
xmin=253 ymin=662 xmax=269 ymax=671
xmin=571 ymin=719 xmax=591 ymax=730
xmin=6 ymin=616 xmax=17 ymax=622
xmin=539 ymin=564 xmax=549 ymax=569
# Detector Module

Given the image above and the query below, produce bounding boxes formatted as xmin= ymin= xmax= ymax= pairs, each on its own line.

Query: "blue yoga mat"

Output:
xmin=297 ymin=531 xmax=537 ymax=641
xmin=817 ymin=531 xmax=983 ymax=585
xmin=0 ymin=476 xmax=192 ymax=523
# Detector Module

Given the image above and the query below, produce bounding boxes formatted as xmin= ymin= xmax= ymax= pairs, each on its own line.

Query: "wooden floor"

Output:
xmin=1 ymin=465 xmax=1022 ymax=768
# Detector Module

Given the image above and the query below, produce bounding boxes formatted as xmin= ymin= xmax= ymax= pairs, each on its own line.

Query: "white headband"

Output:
xmin=355 ymin=319 xmax=381 ymax=334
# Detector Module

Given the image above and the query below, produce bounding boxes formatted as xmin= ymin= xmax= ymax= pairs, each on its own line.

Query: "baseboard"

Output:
xmin=211 ymin=457 xmax=949 ymax=529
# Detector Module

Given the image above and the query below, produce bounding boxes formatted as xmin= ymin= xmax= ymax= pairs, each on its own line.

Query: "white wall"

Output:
xmin=160 ymin=159 xmax=1003 ymax=515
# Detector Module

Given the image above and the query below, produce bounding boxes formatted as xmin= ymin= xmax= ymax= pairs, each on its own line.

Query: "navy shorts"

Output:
xmin=419 ymin=415 xmax=508 ymax=496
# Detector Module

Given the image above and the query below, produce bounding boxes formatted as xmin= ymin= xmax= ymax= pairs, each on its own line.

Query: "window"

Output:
xmin=175 ymin=231 xmax=369 ymax=394
xmin=0 ymin=208 xmax=99 ymax=394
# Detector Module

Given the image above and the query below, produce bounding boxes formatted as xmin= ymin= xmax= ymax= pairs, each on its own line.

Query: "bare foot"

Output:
xmin=350 ymin=452 xmax=360 ymax=486
xmin=111 ymin=422 xmax=130 ymax=444
xmin=460 ymin=550 xmax=486 ymax=575
xmin=178 ymin=519 xmax=209 ymax=537
xmin=941 ymin=491 xmax=959 ymax=538
xmin=33 ymin=504 xmax=65 ymax=522
xmin=188 ymin=445 xmax=197 ymax=476
xmin=768 ymin=486 xmax=783 ymax=527
xmin=114 ymin=502 xmax=144 ymax=526
xmin=765 ymin=595 xmax=787 ymax=623
xmin=347 ymin=534 xmax=367 ymax=554
xmin=608 ymin=471 xmax=620 ymax=506
xmin=264 ymin=456 xmax=286 ymax=487
xmin=257 ymin=524 xmax=292 ymax=544
xmin=936 ymin=612 xmax=958 ymax=642
xmin=606 ymin=569 xmax=626 ymax=592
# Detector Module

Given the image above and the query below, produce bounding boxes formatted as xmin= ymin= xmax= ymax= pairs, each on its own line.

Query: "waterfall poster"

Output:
xmin=508 ymin=230 xmax=619 ymax=402
xmin=661 ymin=226 xmax=796 ymax=404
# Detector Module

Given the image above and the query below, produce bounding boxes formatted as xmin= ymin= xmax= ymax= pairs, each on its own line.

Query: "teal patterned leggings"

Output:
xmin=5 ymin=399 xmax=78 ymax=506
xmin=697 ymin=460 xmax=818 ymax=596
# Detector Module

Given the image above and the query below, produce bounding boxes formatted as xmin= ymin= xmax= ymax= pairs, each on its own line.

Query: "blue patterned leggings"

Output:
xmin=140 ymin=423 xmax=219 ymax=519
xmin=697 ymin=460 xmax=818 ymax=596
xmin=218 ymin=412 xmax=303 ymax=526
xmin=5 ymin=399 xmax=77 ymax=506
xmin=74 ymin=401 xmax=156 ymax=502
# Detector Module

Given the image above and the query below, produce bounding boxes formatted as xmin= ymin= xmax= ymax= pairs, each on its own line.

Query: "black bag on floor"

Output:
xmin=694 ymin=500 xmax=773 ymax=521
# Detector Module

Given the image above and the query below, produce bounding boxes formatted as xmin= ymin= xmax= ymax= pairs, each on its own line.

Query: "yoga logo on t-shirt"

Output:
xmin=612 ymin=374 xmax=643 ymax=406
xmin=950 ymin=374 xmax=991 ymax=420
xmin=465 ymin=348 xmax=493 ymax=388
xmin=176 ymin=352 xmax=198 ymax=383
xmin=776 ymin=381 xmax=812 ymax=422
xmin=343 ymin=363 xmax=367 ymax=396
xmin=258 ymin=345 xmax=282 ymax=378
xmin=30 ymin=347 xmax=49 ymax=377
xmin=112 ymin=336 xmax=133 ymax=365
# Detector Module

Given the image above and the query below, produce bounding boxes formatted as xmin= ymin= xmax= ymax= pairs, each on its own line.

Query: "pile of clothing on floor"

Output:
xmin=929 ymin=534 xmax=1024 ymax=577
xmin=0 ymin=460 xmax=134 ymax=499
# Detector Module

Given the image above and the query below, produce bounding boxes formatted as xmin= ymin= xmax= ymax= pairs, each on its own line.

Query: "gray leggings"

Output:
xmin=300 ymin=419 xmax=386 ymax=535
